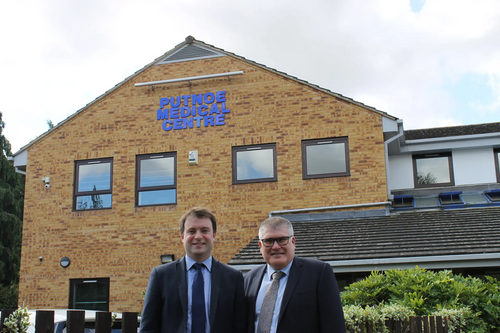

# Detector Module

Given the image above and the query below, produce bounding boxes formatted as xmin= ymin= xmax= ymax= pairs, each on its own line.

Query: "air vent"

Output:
xmin=158 ymin=44 xmax=225 ymax=64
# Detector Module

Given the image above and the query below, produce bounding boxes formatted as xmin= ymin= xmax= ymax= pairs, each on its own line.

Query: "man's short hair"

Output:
xmin=259 ymin=216 xmax=294 ymax=239
xmin=179 ymin=207 xmax=217 ymax=234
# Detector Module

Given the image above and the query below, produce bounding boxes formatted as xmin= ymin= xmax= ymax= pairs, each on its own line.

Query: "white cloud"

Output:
xmin=1 ymin=0 xmax=500 ymax=152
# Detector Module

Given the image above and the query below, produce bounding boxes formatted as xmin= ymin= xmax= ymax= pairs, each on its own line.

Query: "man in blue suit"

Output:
xmin=140 ymin=207 xmax=246 ymax=333
xmin=244 ymin=216 xmax=346 ymax=333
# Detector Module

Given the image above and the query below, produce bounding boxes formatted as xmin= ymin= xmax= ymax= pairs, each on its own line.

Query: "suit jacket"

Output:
xmin=140 ymin=256 xmax=247 ymax=333
xmin=244 ymin=256 xmax=346 ymax=333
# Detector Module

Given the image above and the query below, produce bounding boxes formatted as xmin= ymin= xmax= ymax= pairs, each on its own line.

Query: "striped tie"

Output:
xmin=257 ymin=271 xmax=286 ymax=333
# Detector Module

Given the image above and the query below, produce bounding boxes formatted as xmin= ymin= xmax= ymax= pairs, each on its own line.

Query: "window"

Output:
xmin=392 ymin=195 xmax=414 ymax=208
xmin=136 ymin=153 xmax=176 ymax=206
xmin=302 ymin=137 xmax=350 ymax=179
xmin=495 ymin=148 xmax=500 ymax=183
xmin=74 ymin=158 xmax=113 ymax=210
xmin=69 ymin=278 xmax=110 ymax=311
xmin=413 ymin=153 xmax=454 ymax=188
xmin=485 ymin=189 xmax=500 ymax=202
xmin=439 ymin=191 xmax=463 ymax=205
xmin=232 ymin=144 xmax=277 ymax=184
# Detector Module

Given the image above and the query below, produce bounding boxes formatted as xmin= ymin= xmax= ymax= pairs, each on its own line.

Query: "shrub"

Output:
xmin=341 ymin=267 xmax=500 ymax=332
xmin=0 ymin=284 xmax=18 ymax=310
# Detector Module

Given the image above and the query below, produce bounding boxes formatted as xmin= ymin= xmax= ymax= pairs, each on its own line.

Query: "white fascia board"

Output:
xmin=326 ymin=253 xmax=500 ymax=273
xmin=12 ymin=149 xmax=27 ymax=168
xmin=382 ymin=117 xmax=399 ymax=133
xmin=399 ymin=133 xmax=500 ymax=153
xmin=230 ymin=253 xmax=500 ymax=273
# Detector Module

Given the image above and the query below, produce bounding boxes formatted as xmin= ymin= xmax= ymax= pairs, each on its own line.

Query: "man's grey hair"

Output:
xmin=259 ymin=216 xmax=294 ymax=239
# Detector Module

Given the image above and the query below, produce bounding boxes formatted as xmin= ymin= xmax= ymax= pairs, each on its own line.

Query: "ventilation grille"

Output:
xmin=158 ymin=44 xmax=224 ymax=64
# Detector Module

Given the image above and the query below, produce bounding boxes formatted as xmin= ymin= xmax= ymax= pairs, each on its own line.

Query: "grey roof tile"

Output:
xmin=405 ymin=122 xmax=500 ymax=140
xmin=228 ymin=207 xmax=500 ymax=265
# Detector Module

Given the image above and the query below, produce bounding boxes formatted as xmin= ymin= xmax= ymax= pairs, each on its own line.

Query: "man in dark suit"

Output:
xmin=140 ymin=207 xmax=246 ymax=333
xmin=244 ymin=216 xmax=346 ymax=333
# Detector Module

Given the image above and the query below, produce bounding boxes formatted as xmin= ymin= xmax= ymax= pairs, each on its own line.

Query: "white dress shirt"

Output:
xmin=186 ymin=255 xmax=212 ymax=333
xmin=254 ymin=260 xmax=293 ymax=333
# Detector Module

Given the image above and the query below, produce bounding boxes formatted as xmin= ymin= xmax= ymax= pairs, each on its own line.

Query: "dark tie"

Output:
xmin=257 ymin=271 xmax=286 ymax=333
xmin=191 ymin=263 xmax=206 ymax=333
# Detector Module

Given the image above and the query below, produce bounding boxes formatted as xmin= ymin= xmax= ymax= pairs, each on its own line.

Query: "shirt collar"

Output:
xmin=265 ymin=259 xmax=293 ymax=280
xmin=185 ymin=255 xmax=213 ymax=272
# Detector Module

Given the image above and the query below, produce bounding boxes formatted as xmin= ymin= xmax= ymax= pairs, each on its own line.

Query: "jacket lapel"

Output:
xmin=209 ymin=258 xmax=220 ymax=328
xmin=278 ymin=257 xmax=302 ymax=323
xmin=249 ymin=265 xmax=267 ymax=316
xmin=177 ymin=257 xmax=189 ymax=319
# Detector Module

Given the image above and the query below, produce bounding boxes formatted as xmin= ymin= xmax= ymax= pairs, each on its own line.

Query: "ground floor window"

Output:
xmin=69 ymin=278 xmax=110 ymax=311
xmin=412 ymin=152 xmax=454 ymax=188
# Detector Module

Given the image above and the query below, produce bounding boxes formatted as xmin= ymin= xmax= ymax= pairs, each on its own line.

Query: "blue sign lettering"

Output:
xmin=156 ymin=91 xmax=230 ymax=131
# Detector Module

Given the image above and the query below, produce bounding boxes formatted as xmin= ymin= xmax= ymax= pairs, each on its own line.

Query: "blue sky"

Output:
xmin=1 ymin=0 xmax=499 ymax=153
xmin=410 ymin=0 xmax=426 ymax=12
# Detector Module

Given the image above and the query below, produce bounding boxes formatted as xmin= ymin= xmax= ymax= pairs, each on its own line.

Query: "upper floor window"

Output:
xmin=413 ymin=152 xmax=454 ymax=188
xmin=302 ymin=137 xmax=350 ymax=179
xmin=495 ymin=148 xmax=500 ymax=183
xmin=74 ymin=158 xmax=113 ymax=210
xmin=232 ymin=144 xmax=277 ymax=184
xmin=136 ymin=153 xmax=176 ymax=206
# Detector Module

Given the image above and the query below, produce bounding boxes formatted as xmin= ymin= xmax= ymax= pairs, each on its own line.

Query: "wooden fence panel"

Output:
xmin=1 ymin=309 xmax=15 ymax=332
xmin=422 ymin=316 xmax=429 ymax=333
xmin=35 ymin=310 xmax=54 ymax=333
xmin=2 ymin=310 xmax=463 ymax=333
xmin=95 ymin=312 xmax=111 ymax=333
xmin=436 ymin=316 xmax=444 ymax=333
xmin=121 ymin=312 xmax=138 ymax=333
xmin=66 ymin=310 xmax=85 ymax=333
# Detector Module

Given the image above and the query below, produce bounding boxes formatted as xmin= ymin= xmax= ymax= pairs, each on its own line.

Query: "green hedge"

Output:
xmin=0 ymin=283 xmax=18 ymax=310
xmin=340 ymin=267 xmax=500 ymax=332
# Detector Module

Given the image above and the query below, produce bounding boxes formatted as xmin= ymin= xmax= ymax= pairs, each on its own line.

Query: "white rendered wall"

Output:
xmin=388 ymin=154 xmax=414 ymax=191
xmin=453 ymin=148 xmax=497 ymax=185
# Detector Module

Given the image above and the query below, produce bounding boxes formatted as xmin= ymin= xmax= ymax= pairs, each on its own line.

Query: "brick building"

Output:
xmin=12 ymin=36 xmax=500 ymax=312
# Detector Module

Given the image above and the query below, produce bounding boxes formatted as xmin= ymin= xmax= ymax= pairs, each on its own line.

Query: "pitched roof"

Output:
xmin=405 ymin=122 xmax=500 ymax=140
xmin=14 ymin=36 xmax=396 ymax=155
xmin=228 ymin=206 xmax=500 ymax=266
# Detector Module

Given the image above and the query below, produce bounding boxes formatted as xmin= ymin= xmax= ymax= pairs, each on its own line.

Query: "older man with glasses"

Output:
xmin=244 ymin=216 xmax=346 ymax=333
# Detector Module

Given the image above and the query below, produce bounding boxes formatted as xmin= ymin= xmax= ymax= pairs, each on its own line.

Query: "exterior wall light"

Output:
xmin=60 ymin=257 xmax=71 ymax=268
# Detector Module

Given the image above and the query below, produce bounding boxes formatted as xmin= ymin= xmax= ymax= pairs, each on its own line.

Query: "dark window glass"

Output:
xmin=69 ymin=278 xmax=109 ymax=311
xmin=136 ymin=153 xmax=176 ymax=206
xmin=233 ymin=144 xmax=277 ymax=184
xmin=74 ymin=159 xmax=113 ymax=210
xmin=413 ymin=153 xmax=454 ymax=188
xmin=302 ymin=137 xmax=350 ymax=179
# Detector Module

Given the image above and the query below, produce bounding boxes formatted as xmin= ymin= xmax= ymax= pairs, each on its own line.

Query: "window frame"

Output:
xmin=301 ymin=137 xmax=350 ymax=179
xmin=136 ymin=152 xmax=177 ymax=207
xmin=74 ymin=158 xmax=113 ymax=211
xmin=232 ymin=143 xmax=278 ymax=184
xmin=412 ymin=152 xmax=454 ymax=188
xmin=494 ymin=148 xmax=500 ymax=183
xmin=69 ymin=278 xmax=110 ymax=311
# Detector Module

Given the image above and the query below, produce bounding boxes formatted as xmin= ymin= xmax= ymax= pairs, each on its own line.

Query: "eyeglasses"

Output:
xmin=260 ymin=236 xmax=293 ymax=247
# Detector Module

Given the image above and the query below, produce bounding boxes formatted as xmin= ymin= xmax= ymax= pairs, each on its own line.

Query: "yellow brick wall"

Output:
xmin=19 ymin=55 xmax=388 ymax=312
